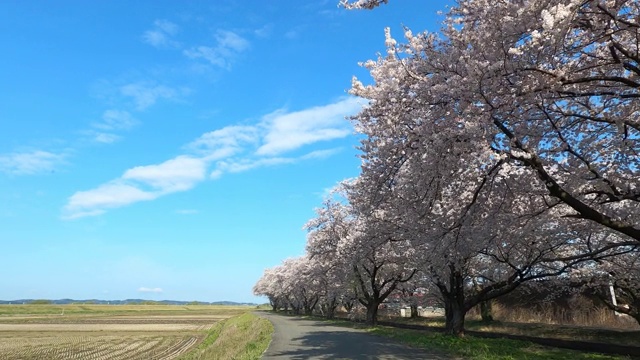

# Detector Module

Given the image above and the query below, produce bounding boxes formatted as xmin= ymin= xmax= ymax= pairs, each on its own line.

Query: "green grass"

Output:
xmin=369 ymin=326 xmax=631 ymax=360
xmin=464 ymin=320 xmax=640 ymax=347
xmin=390 ymin=316 xmax=640 ymax=347
xmin=254 ymin=303 xmax=272 ymax=310
xmin=179 ymin=312 xmax=273 ymax=360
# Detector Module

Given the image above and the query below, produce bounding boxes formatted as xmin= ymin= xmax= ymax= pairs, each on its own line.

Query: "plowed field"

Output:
xmin=0 ymin=304 xmax=250 ymax=360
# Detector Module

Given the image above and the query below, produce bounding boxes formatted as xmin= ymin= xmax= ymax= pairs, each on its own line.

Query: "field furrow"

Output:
xmin=0 ymin=304 xmax=243 ymax=360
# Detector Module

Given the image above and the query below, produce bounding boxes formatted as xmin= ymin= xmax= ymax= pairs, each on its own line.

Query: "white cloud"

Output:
xmin=93 ymin=133 xmax=122 ymax=144
xmin=216 ymin=30 xmax=249 ymax=52
xmin=187 ymin=125 xmax=259 ymax=160
xmin=63 ymin=156 xmax=207 ymax=219
xmin=123 ymin=156 xmax=207 ymax=193
xmin=183 ymin=30 xmax=249 ymax=69
xmin=63 ymin=98 xmax=361 ymax=219
xmin=94 ymin=110 xmax=137 ymax=131
xmin=142 ymin=19 xmax=179 ymax=48
xmin=284 ymin=30 xmax=300 ymax=39
xmin=138 ymin=287 xmax=163 ymax=293
xmin=0 ymin=150 xmax=66 ymax=175
xmin=155 ymin=20 xmax=178 ymax=35
xmin=64 ymin=182 xmax=158 ymax=219
xmin=143 ymin=31 xmax=170 ymax=47
xmin=184 ymin=46 xmax=225 ymax=67
xmin=85 ymin=110 xmax=137 ymax=144
xmin=301 ymin=148 xmax=343 ymax=160
xmin=257 ymin=97 xmax=360 ymax=155
xmin=120 ymin=83 xmax=187 ymax=110
xmin=212 ymin=157 xmax=295 ymax=178
xmin=254 ymin=24 xmax=273 ymax=38
xmin=176 ymin=209 xmax=199 ymax=215
xmin=210 ymin=148 xmax=343 ymax=179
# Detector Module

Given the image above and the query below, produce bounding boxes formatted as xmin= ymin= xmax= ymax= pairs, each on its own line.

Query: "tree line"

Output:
xmin=254 ymin=0 xmax=640 ymax=336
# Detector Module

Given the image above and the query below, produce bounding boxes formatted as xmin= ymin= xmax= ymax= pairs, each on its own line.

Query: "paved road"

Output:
xmin=258 ymin=312 xmax=451 ymax=360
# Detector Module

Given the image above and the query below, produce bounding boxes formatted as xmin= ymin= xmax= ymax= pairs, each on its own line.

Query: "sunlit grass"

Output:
xmin=178 ymin=313 xmax=273 ymax=360
xmin=388 ymin=315 xmax=639 ymax=347
xmin=369 ymin=326 xmax=630 ymax=360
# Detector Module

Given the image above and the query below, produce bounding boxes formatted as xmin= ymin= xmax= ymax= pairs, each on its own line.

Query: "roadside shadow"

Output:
xmin=284 ymin=318 xmax=362 ymax=327
xmin=275 ymin=316 xmax=370 ymax=330
xmin=267 ymin=328 xmax=448 ymax=360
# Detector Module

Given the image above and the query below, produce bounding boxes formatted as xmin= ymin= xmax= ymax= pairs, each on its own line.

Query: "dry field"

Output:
xmin=0 ymin=304 xmax=250 ymax=360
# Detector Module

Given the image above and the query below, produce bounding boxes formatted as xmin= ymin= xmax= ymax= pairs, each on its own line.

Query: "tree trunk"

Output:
xmin=443 ymin=269 xmax=466 ymax=336
xmin=410 ymin=304 xmax=419 ymax=318
xmin=304 ymin=306 xmax=313 ymax=316
xmin=480 ymin=299 xmax=493 ymax=322
xmin=291 ymin=304 xmax=300 ymax=315
xmin=365 ymin=301 xmax=380 ymax=325
xmin=343 ymin=300 xmax=354 ymax=313
xmin=323 ymin=304 xmax=336 ymax=319
xmin=444 ymin=299 xmax=466 ymax=336
xmin=324 ymin=297 xmax=338 ymax=319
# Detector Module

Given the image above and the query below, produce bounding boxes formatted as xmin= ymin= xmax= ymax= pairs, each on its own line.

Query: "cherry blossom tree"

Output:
xmin=253 ymin=265 xmax=289 ymax=311
xmin=350 ymin=121 xmax=604 ymax=334
xmin=395 ymin=275 xmax=434 ymax=318
xmin=304 ymin=197 xmax=355 ymax=318
xmin=355 ymin=128 xmax=628 ymax=334
xmin=581 ymin=244 xmax=640 ymax=324
xmin=340 ymin=0 xmax=640 ymax=335
xmin=256 ymin=0 xmax=640 ymax=338
xmin=345 ymin=0 xmax=640 ymax=243
xmin=340 ymin=0 xmax=388 ymax=9
xmin=305 ymin=192 xmax=417 ymax=325
xmin=349 ymin=29 xmax=636 ymax=336
xmin=449 ymin=0 xmax=640 ymax=241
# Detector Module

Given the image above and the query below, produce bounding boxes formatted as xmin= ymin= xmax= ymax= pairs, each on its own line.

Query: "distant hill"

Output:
xmin=0 ymin=299 xmax=257 ymax=306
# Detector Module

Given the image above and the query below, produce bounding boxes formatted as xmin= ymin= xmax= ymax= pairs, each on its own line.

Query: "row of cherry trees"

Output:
xmin=255 ymin=0 xmax=640 ymax=336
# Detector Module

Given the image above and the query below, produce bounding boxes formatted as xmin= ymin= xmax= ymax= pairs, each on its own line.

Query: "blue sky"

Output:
xmin=0 ymin=0 xmax=449 ymax=303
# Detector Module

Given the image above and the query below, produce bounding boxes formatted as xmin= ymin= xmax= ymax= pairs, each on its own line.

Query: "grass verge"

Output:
xmin=179 ymin=312 xmax=273 ymax=360
xmin=369 ymin=326 xmax=631 ymax=360
xmin=389 ymin=316 xmax=640 ymax=347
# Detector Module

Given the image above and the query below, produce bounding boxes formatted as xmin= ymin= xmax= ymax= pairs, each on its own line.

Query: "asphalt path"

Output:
xmin=258 ymin=312 xmax=452 ymax=360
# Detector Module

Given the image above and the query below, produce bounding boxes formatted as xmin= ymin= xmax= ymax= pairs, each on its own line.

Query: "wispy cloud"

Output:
xmin=120 ymin=82 xmax=188 ymax=110
xmin=87 ymin=110 xmax=138 ymax=144
xmin=186 ymin=125 xmax=259 ymax=160
xmin=122 ymin=156 xmax=207 ymax=193
xmin=64 ymin=182 xmax=157 ymax=219
xmin=284 ymin=29 xmax=300 ymax=39
xmin=254 ymin=24 xmax=273 ymax=38
xmin=93 ymin=133 xmax=122 ymax=144
xmin=143 ymin=20 xmax=251 ymax=70
xmin=210 ymin=157 xmax=296 ymax=179
xmin=0 ymin=150 xmax=66 ymax=175
xmin=184 ymin=30 xmax=249 ymax=69
xmin=64 ymin=98 xmax=361 ymax=219
xmin=257 ymin=97 xmax=360 ymax=155
xmin=94 ymin=110 xmax=137 ymax=131
xmin=301 ymin=148 xmax=344 ymax=160
xmin=176 ymin=209 xmax=199 ymax=215
xmin=142 ymin=19 xmax=180 ymax=48
xmin=138 ymin=287 xmax=163 ymax=293
xmin=209 ymin=149 xmax=343 ymax=179
xmin=217 ymin=30 xmax=250 ymax=51
xmin=63 ymin=156 xmax=206 ymax=219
